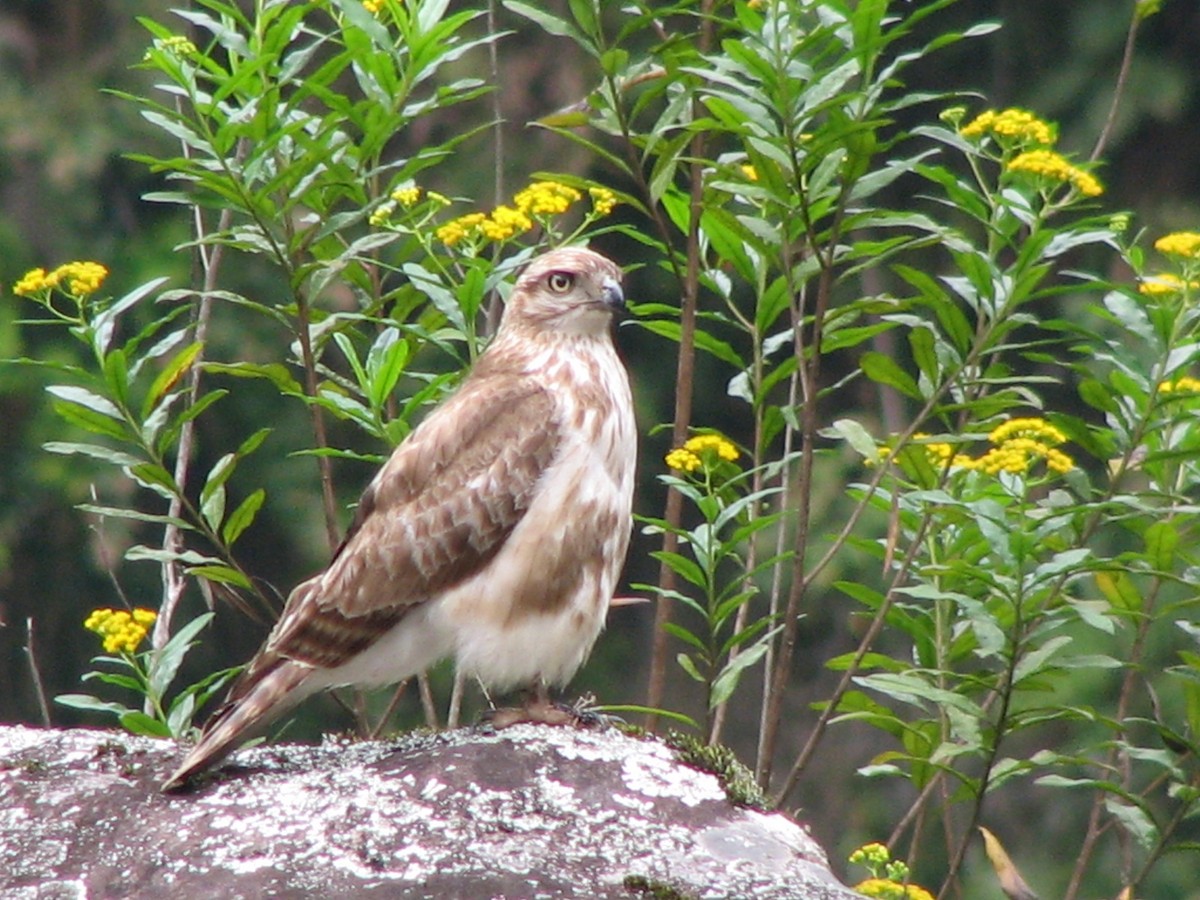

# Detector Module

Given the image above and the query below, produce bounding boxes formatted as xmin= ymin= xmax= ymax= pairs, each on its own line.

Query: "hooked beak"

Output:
xmin=601 ymin=277 xmax=625 ymax=312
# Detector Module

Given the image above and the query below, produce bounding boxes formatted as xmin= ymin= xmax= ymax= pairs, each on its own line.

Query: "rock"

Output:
xmin=0 ymin=723 xmax=863 ymax=899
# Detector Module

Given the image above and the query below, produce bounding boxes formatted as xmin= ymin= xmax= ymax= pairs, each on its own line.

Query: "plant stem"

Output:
xmin=644 ymin=0 xmax=714 ymax=730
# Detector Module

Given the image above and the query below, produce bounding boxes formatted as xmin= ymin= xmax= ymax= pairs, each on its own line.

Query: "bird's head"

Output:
xmin=501 ymin=247 xmax=625 ymax=338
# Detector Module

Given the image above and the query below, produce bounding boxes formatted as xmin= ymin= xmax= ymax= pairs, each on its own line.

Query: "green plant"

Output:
xmin=10 ymin=1 xmax=1200 ymax=897
xmin=508 ymin=1 xmax=1198 ymax=896
xmin=57 ymin=607 xmax=237 ymax=738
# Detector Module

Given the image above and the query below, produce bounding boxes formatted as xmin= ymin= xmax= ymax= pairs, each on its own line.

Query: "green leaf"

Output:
xmin=166 ymin=693 xmax=196 ymax=738
xmin=222 ymin=488 xmax=266 ymax=546
xmin=186 ymin=564 xmax=253 ymax=589
xmin=1104 ymin=798 xmax=1158 ymax=851
xmin=1144 ymin=521 xmax=1178 ymax=572
xmin=48 ymin=385 xmax=129 ymax=439
xmin=76 ymin=503 xmax=191 ymax=530
xmin=676 ymin=652 xmax=705 ymax=683
xmin=662 ymin=621 xmax=708 ymax=653
xmin=651 ymin=550 xmax=707 ymax=589
xmin=825 ymin=418 xmax=880 ymax=461
xmin=860 ymin=351 xmax=922 ymax=399
xmin=43 ymin=442 xmax=142 ymax=468
xmin=1013 ymin=635 xmax=1072 ymax=685
xmin=366 ymin=329 xmax=408 ymax=409
xmin=55 ymin=694 xmax=133 ymax=717
xmin=856 ymin=672 xmax=984 ymax=717
xmin=147 ymin=612 xmax=215 ymax=701
xmin=203 ymin=361 xmax=303 ymax=394
xmin=119 ymin=710 xmax=173 ymax=738
xmin=126 ymin=463 xmax=178 ymax=498
xmin=502 ymin=1 xmax=590 ymax=49
xmin=594 ymin=705 xmax=699 ymax=730
xmin=711 ymin=641 xmax=770 ymax=709
xmin=142 ymin=341 xmax=203 ymax=420
xmin=637 ymin=319 xmax=744 ymax=369
xmin=908 ymin=325 xmax=939 ymax=385
xmin=1094 ymin=570 xmax=1142 ymax=612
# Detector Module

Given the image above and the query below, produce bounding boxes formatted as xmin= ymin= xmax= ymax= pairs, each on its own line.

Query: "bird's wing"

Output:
xmin=263 ymin=374 xmax=561 ymax=669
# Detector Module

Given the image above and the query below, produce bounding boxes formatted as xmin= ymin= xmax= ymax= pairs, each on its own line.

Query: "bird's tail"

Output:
xmin=161 ymin=656 xmax=315 ymax=792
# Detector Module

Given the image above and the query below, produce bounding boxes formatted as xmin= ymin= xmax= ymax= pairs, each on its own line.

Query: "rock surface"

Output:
xmin=0 ymin=723 xmax=863 ymax=899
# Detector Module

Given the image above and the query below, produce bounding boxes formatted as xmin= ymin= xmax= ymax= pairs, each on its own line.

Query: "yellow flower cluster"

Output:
xmin=435 ymin=212 xmax=488 ymax=247
xmin=740 ymin=164 xmax=759 ymax=182
xmin=514 ymin=181 xmax=582 ymax=216
xmin=391 ymin=185 xmax=421 ymax=207
xmin=848 ymin=843 xmax=934 ymax=900
xmin=12 ymin=261 xmax=109 ymax=297
xmin=877 ymin=418 xmax=1074 ymax=477
xmin=1006 ymin=149 xmax=1103 ymax=198
xmin=849 ymin=843 xmax=891 ymax=868
xmin=84 ymin=607 xmax=157 ymax=655
xmin=144 ymin=35 xmax=197 ymax=63
xmin=960 ymin=108 xmax=1054 ymax=146
xmin=1139 ymin=273 xmax=1200 ymax=296
xmin=363 ymin=0 xmax=385 ymax=13
xmin=972 ymin=417 xmax=1074 ymax=475
xmin=368 ymin=185 xmax=427 ymax=226
xmin=159 ymin=35 xmax=198 ymax=58
xmin=852 ymin=878 xmax=935 ymax=900
xmin=1154 ymin=231 xmax=1200 ymax=259
xmin=1158 ymin=376 xmax=1200 ymax=394
xmin=960 ymin=107 xmax=1101 ymax=197
xmin=588 ymin=186 xmax=618 ymax=216
xmin=481 ymin=204 xmax=533 ymax=241
xmin=665 ymin=433 xmax=740 ymax=473
xmin=429 ymin=181 xmax=616 ymax=248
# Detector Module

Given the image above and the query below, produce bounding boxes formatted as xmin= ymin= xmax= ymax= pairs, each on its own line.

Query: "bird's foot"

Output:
xmin=480 ymin=691 xmax=608 ymax=730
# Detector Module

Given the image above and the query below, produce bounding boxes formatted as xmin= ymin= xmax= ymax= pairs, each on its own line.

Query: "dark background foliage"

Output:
xmin=2 ymin=0 xmax=1198 ymax=894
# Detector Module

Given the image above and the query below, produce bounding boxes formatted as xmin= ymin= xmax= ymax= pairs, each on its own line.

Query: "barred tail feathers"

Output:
xmin=161 ymin=657 xmax=315 ymax=792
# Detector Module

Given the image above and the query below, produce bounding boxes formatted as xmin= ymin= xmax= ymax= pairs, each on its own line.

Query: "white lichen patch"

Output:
xmin=0 ymin=723 xmax=862 ymax=899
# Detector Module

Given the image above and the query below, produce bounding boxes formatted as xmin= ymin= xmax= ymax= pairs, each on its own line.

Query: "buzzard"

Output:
xmin=163 ymin=247 xmax=636 ymax=791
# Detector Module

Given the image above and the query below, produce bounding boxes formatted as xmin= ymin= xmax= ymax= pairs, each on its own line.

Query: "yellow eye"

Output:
xmin=547 ymin=271 xmax=574 ymax=293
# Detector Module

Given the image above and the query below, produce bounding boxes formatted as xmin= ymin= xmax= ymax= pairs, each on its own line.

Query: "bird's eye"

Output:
xmin=547 ymin=271 xmax=574 ymax=293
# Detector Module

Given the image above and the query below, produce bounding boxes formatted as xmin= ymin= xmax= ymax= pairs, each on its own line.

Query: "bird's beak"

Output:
xmin=601 ymin=278 xmax=625 ymax=312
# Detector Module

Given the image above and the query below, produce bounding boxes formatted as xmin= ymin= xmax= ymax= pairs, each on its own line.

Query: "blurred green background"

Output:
xmin=1 ymin=1 xmax=1198 ymax=895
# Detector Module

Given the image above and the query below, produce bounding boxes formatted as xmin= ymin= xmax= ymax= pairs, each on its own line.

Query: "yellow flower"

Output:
xmin=1139 ymin=273 xmax=1199 ymax=296
xmin=13 ymin=267 xmax=52 ymax=297
xmin=514 ymin=181 xmax=582 ymax=216
xmin=368 ymin=201 xmax=396 ymax=227
xmin=84 ymin=607 xmax=157 ymax=655
xmin=51 ymin=261 xmax=109 ymax=296
xmin=427 ymin=191 xmax=452 ymax=207
xmin=1158 ymin=377 xmax=1200 ymax=394
xmin=435 ymin=212 xmax=487 ymax=247
xmin=960 ymin=108 xmax=1054 ymax=146
xmin=480 ymin=204 xmax=533 ymax=241
xmin=390 ymin=185 xmax=421 ymax=207
xmin=853 ymin=878 xmax=935 ymax=900
xmin=683 ymin=433 xmax=740 ymax=462
xmin=665 ymin=448 xmax=702 ymax=473
xmin=16 ymin=261 xmax=108 ymax=297
xmin=967 ymin=417 xmax=1074 ymax=475
xmin=988 ymin=417 xmax=1067 ymax=446
xmin=1006 ymin=150 xmax=1103 ymax=197
xmin=588 ymin=186 xmax=618 ymax=217
xmin=1154 ymin=231 xmax=1200 ymax=260
xmin=363 ymin=0 xmax=385 ymax=13
xmin=146 ymin=35 xmax=197 ymax=61
xmin=849 ymin=843 xmax=891 ymax=868
xmin=740 ymin=164 xmax=759 ymax=182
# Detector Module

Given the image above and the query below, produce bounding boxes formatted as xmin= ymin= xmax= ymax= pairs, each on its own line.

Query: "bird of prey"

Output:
xmin=163 ymin=247 xmax=636 ymax=791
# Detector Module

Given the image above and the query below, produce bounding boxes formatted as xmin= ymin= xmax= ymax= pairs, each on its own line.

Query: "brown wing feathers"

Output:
xmin=161 ymin=381 xmax=563 ymax=790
